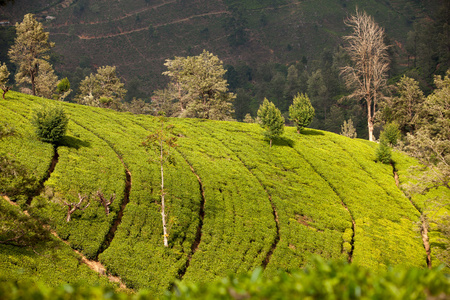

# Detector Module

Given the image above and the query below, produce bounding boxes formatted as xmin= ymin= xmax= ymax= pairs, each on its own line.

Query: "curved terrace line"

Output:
xmin=291 ymin=147 xmax=356 ymax=263
xmin=70 ymin=119 xmax=132 ymax=259
xmin=127 ymin=119 xmax=207 ymax=281
xmin=197 ymin=127 xmax=280 ymax=269
xmin=332 ymin=139 xmax=431 ymax=266
xmin=175 ymin=150 xmax=206 ymax=281
xmin=27 ymin=145 xmax=59 ymax=206
xmin=391 ymin=163 xmax=431 ymax=268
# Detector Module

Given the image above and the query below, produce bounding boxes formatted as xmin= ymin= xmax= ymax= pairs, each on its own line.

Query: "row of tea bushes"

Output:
xmin=156 ymin=118 xmax=277 ymax=284
xmin=285 ymin=129 xmax=426 ymax=270
xmin=0 ymin=93 xmax=54 ymax=204
xmin=196 ymin=121 xmax=352 ymax=276
xmin=65 ymin=108 xmax=202 ymax=295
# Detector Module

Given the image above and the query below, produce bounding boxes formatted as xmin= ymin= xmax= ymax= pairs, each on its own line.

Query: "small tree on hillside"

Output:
xmin=142 ymin=115 xmax=178 ymax=247
xmin=8 ymin=14 xmax=55 ymax=96
xmin=32 ymin=105 xmax=69 ymax=144
xmin=340 ymin=119 xmax=357 ymax=138
xmin=257 ymin=98 xmax=284 ymax=148
xmin=289 ymin=93 xmax=315 ymax=133
xmin=0 ymin=62 xmax=10 ymax=99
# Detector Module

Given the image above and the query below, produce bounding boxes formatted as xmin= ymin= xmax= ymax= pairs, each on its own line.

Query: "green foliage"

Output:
xmin=0 ymin=62 xmax=9 ymax=88
xmin=381 ymin=123 xmax=400 ymax=146
xmin=2 ymin=257 xmax=448 ymax=299
xmin=340 ymin=119 xmax=357 ymax=138
xmin=162 ymin=50 xmax=235 ymax=120
xmin=0 ymin=198 xmax=114 ymax=289
xmin=381 ymin=76 xmax=424 ymax=134
xmin=169 ymin=257 xmax=450 ymax=299
xmin=257 ymin=98 xmax=284 ymax=147
xmin=32 ymin=105 xmax=69 ymax=144
xmin=54 ymin=77 xmax=72 ymax=101
xmin=8 ymin=14 xmax=54 ymax=96
xmin=289 ymin=93 xmax=315 ymax=133
xmin=1 ymin=91 xmax=433 ymax=294
xmin=75 ymin=65 xmax=127 ymax=110
xmin=376 ymin=141 xmax=392 ymax=164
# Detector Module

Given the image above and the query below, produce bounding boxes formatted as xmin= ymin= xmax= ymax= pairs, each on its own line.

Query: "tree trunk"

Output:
xmin=2 ymin=87 xmax=9 ymax=99
xmin=161 ymin=140 xmax=168 ymax=247
xmin=31 ymin=70 xmax=36 ymax=96
xmin=367 ymin=99 xmax=375 ymax=142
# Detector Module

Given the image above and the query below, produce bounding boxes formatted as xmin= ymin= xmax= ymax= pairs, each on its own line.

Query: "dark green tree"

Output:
xmin=257 ymin=98 xmax=284 ymax=147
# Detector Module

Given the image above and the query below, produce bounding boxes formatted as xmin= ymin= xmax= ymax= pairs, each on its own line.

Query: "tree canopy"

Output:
xmin=75 ymin=65 xmax=127 ymax=110
xmin=162 ymin=50 xmax=235 ymax=120
xmin=257 ymin=98 xmax=284 ymax=147
xmin=289 ymin=93 xmax=315 ymax=133
xmin=8 ymin=14 xmax=55 ymax=96
xmin=341 ymin=9 xmax=390 ymax=141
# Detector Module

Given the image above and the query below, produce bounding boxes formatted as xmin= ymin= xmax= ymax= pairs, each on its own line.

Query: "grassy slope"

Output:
xmin=1 ymin=91 xmax=443 ymax=295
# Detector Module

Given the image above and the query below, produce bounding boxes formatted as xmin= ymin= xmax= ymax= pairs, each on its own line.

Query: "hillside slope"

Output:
xmin=0 ymin=91 xmax=443 ymax=295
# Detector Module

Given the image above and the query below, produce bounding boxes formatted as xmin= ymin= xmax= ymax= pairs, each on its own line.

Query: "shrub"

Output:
xmin=31 ymin=105 xmax=68 ymax=144
xmin=376 ymin=140 xmax=392 ymax=164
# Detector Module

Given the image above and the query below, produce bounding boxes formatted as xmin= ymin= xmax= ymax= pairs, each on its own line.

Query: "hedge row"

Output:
xmin=0 ymin=93 xmax=54 ymax=204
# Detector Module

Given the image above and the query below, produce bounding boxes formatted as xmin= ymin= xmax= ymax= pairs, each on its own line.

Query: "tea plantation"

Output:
xmin=1 ymin=91 xmax=449 ymax=297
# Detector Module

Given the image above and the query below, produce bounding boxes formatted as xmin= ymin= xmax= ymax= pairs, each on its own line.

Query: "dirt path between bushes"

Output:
xmin=2 ymin=194 xmax=129 ymax=289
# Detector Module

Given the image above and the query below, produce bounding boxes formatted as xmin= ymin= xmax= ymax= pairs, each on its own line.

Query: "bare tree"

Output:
xmin=63 ymin=193 xmax=90 ymax=222
xmin=341 ymin=9 xmax=390 ymax=141
xmin=95 ymin=190 xmax=116 ymax=215
xmin=142 ymin=115 xmax=178 ymax=247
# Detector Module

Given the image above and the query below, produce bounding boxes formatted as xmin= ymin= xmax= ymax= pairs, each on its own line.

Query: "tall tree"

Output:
xmin=341 ymin=9 xmax=390 ymax=142
xmin=257 ymin=98 xmax=284 ymax=147
xmin=142 ymin=115 xmax=178 ymax=247
xmin=75 ymin=66 xmax=127 ymax=110
xmin=8 ymin=14 xmax=54 ymax=96
xmin=163 ymin=50 xmax=235 ymax=120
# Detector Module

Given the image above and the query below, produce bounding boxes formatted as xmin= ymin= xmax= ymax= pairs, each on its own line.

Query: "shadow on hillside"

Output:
xmin=272 ymin=136 xmax=294 ymax=147
xmin=300 ymin=129 xmax=325 ymax=136
xmin=58 ymin=136 xmax=91 ymax=149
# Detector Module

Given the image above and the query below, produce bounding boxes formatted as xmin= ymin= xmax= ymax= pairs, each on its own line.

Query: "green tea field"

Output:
xmin=1 ymin=91 xmax=448 ymax=296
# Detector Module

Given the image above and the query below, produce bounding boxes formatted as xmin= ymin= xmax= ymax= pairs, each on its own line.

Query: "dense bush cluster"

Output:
xmin=1 ymin=257 xmax=449 ymax=299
